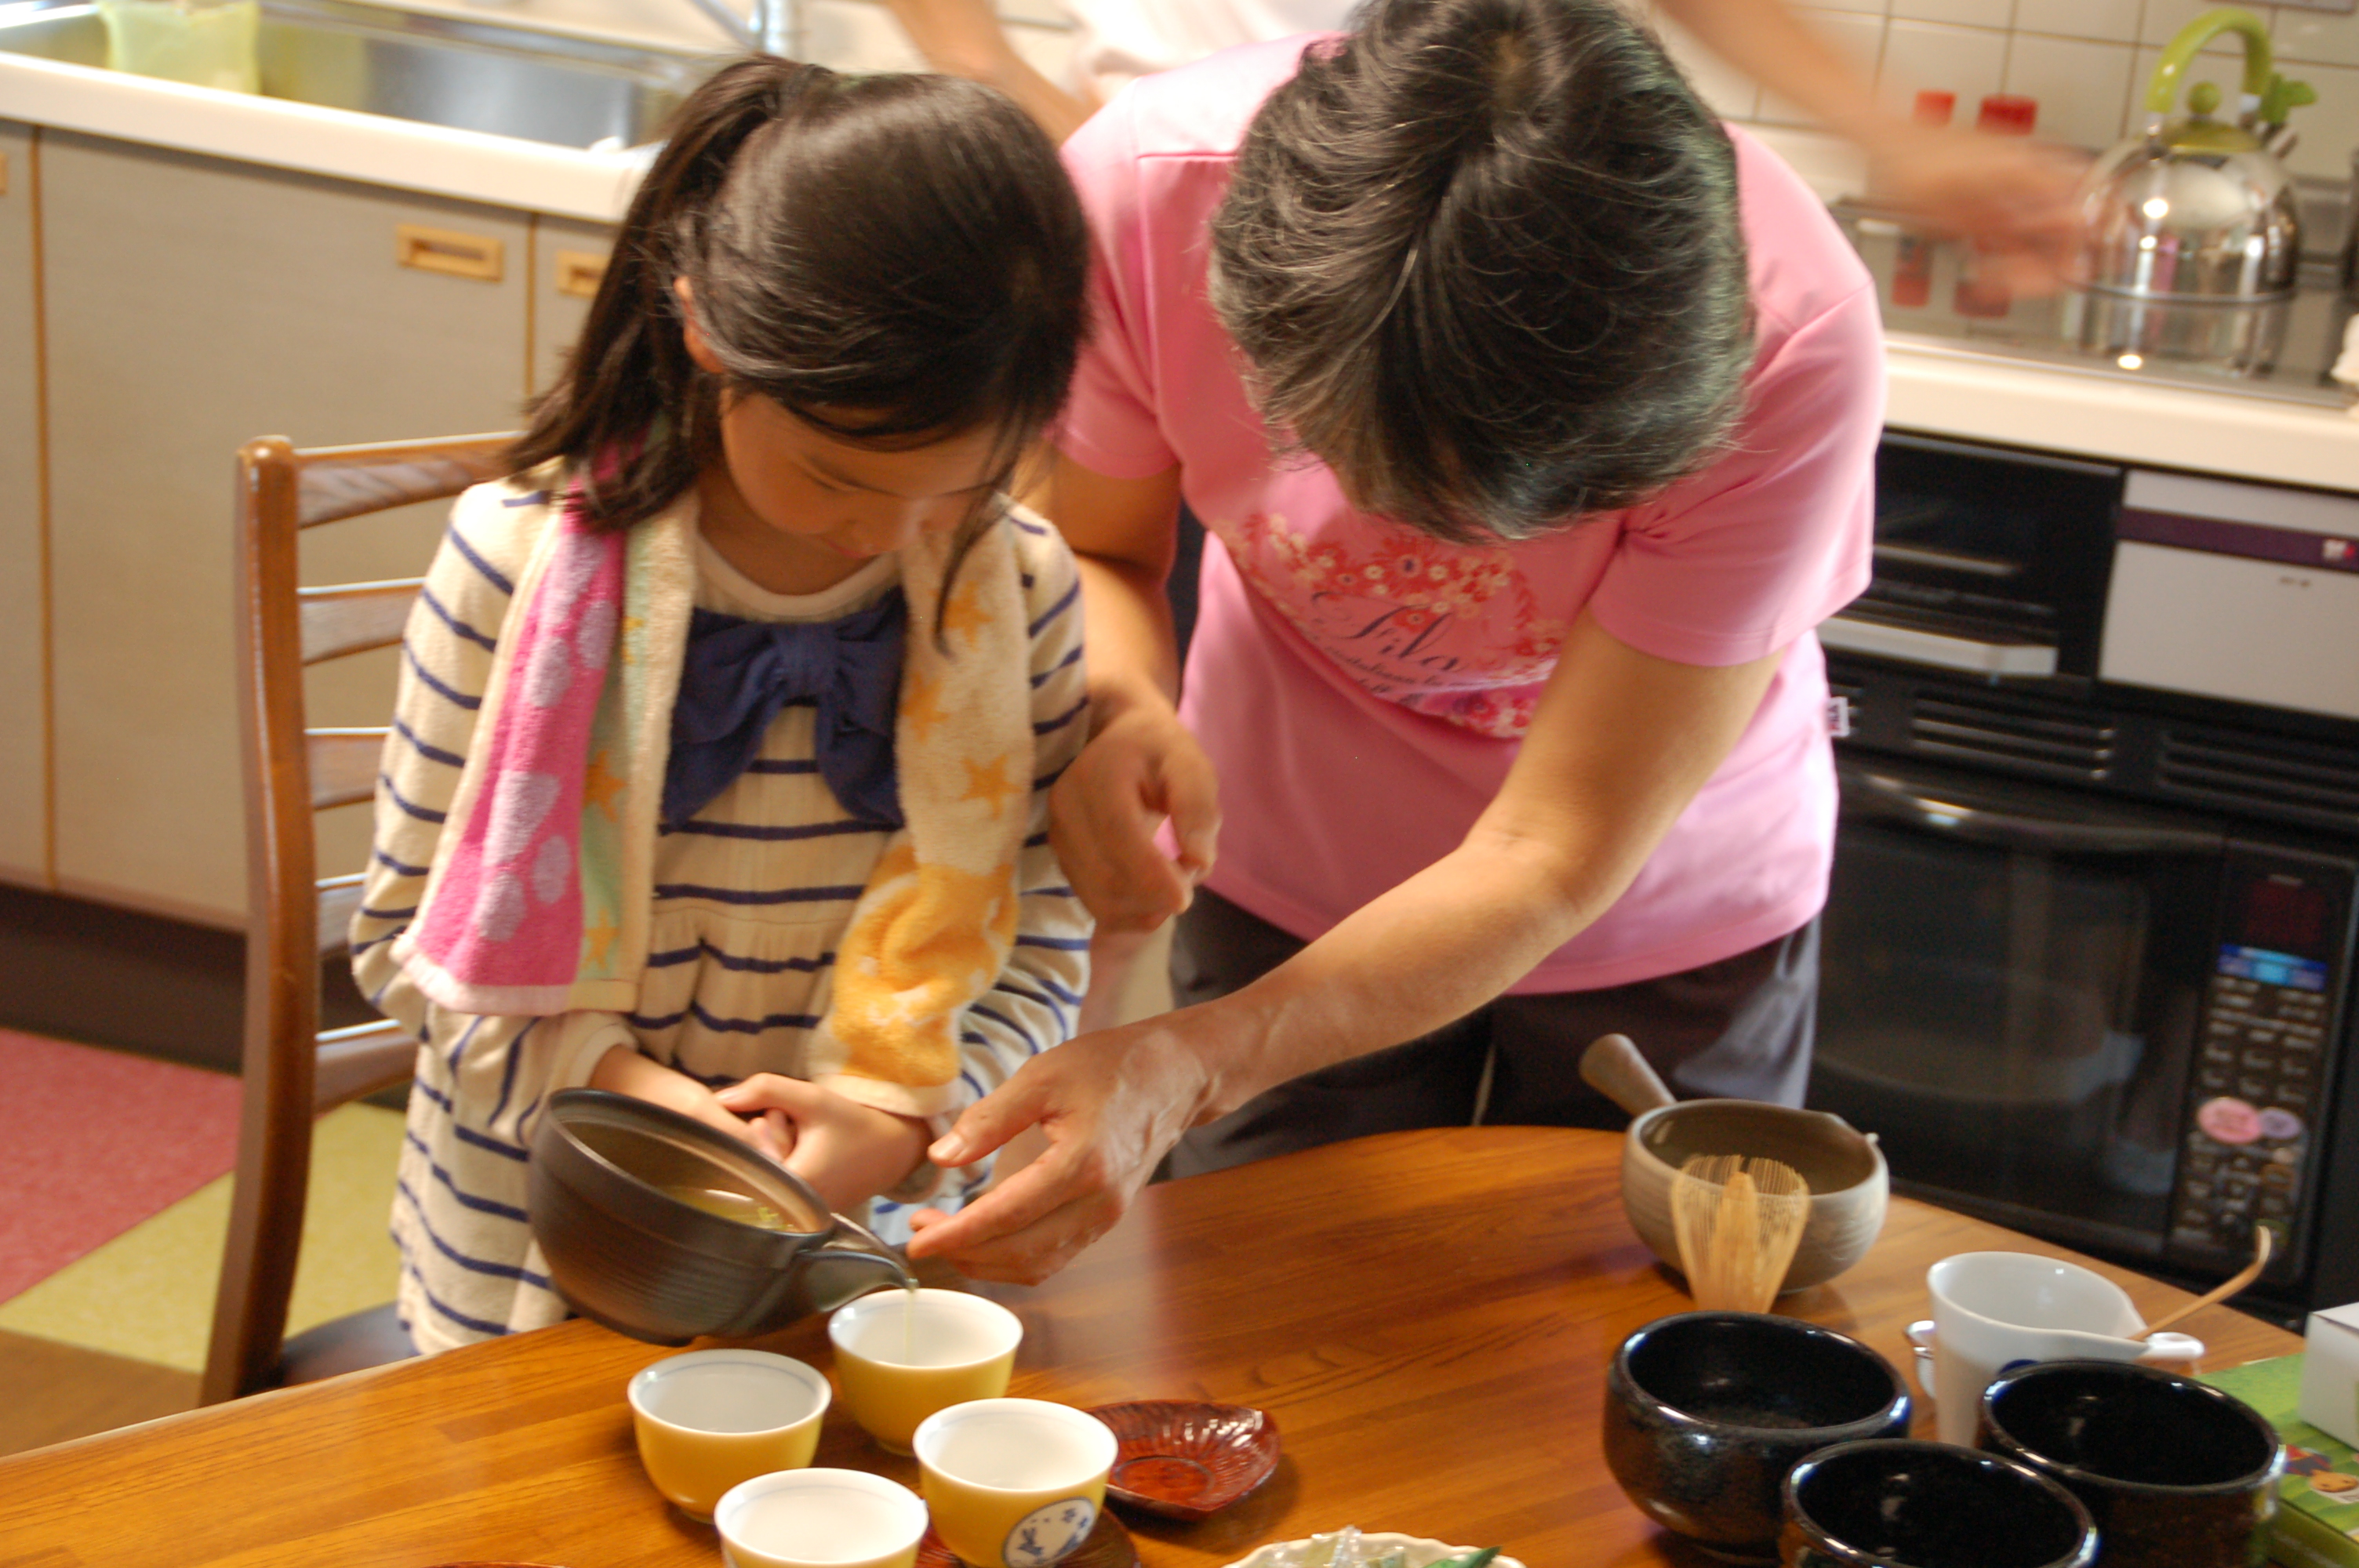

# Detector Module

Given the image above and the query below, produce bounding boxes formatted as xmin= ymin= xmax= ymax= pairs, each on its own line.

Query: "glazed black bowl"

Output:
xmin=1781 ymin=1439 xmax=2097 ymax=1568
xmin=1603 ymin=1311 xmax=1913 ymax=1564
xmin=1979 ymin=1359 xmax=2284 ymax=1568
xmin=528 ymin=1088 xmax=911 ymax=1344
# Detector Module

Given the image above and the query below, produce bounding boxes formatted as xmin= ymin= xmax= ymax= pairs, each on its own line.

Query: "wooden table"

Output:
xmin=0 ymin=1127 xmax=2300 ymax=1567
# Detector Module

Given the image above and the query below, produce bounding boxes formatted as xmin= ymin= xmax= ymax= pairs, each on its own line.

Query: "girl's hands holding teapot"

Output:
xmin=717 ymin=1074 xmax=935 ymax=1213
xmin=590 ymin=1044 xmax=796 ymax=1163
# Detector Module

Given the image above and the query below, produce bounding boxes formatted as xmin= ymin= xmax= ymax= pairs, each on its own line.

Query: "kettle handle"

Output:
xmin=2147 ymin=8 xmax=2274 ymax=116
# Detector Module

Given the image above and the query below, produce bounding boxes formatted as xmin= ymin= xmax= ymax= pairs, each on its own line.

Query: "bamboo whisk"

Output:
xmin=1672 ymin=1153 xmax=1812 ymax=1312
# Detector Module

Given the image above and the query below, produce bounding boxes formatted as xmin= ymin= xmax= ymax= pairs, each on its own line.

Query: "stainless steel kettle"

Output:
xmin=2075 ymin=7 xmax=2314 ymax=303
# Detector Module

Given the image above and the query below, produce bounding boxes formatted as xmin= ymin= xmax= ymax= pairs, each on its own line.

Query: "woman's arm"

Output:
xmin=907 ymin=604 xmax=1782 ymax=1282
xmin=878 ymin=0 xmax=1098 ymax=142
xmin=1656 ymin=0 xmax=2080 ymax=280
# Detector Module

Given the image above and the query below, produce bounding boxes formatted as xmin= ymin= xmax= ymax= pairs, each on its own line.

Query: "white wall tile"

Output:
xmin=2016 ymin=0 xmax=2142 ymax=43
xmin=1655 ymin=12 xmax=1763 ymax=118
xmin=2270 ymin=56 xmax=2359 ymax=177
xmin=1893 ymin=0 xmax=2014 ymax=25
xmin=1880 ymin=19 xmax=2013 ymax=117
xmin=1760 ymin=9 xmax=1888 ymax=122
xmin=2005 ymin=32 xmax=2138 ymax=147
xmin=2276 ymin=5 xmax=2359 ymax=66
xmin=1812 ymin=0 xmax=1891 ymax=13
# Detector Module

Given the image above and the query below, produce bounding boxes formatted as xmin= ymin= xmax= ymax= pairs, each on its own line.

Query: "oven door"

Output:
xmin=1808 ymin=759 xmax=2226 ymax=1258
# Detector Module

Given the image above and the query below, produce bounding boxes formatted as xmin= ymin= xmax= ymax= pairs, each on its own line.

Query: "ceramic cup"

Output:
xmin=830 ymin=1288 xmax=1024 ymax=1455
xmin=1781 ymin=1439 xmax=2098 ymax=1568
xmin=1620 ymin=1099 xmax=1889 ymax=1294
xmin=914 ymin=1398 xmax=1116 ymax=1568
xmin=715 ymin=1468 xmax=930 ymax=1568
xmin=627 ymin=1348 xmax=831 ymax=1521
xmin=1907 ymin=1252 xmax=2206 ymax=1446
xmin=1978 ymin=1359 xmax=2285 ymax=1568
xmin=1602 ymin=1311 xmax=1914 ymax=1564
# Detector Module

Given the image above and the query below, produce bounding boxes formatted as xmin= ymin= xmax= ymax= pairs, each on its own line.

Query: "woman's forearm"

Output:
xmin=1176 ymin=822 xmax=1624 ymax=1119
xmin=1656 ymin=0 xmax=1900 ymax=144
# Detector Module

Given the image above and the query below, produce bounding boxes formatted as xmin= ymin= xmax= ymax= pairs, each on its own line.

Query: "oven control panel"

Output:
xmin=2168 ymin=853 xmax=2351 ymax=1279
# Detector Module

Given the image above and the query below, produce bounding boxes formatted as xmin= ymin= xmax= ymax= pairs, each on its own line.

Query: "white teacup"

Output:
xmin=716 ymin=1468 xmax=930 ymax=1568
xmin=1906 ymin=1251 xmax=2206 ymax=1446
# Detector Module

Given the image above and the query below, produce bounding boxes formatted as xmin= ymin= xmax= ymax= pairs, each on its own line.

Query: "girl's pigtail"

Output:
xmin=507 ymin=57 xmax=836 ymax=527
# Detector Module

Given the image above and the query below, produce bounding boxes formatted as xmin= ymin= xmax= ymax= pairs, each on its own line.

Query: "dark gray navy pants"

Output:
xmin=1160 ymin=889 xmax=1820 ymax=1181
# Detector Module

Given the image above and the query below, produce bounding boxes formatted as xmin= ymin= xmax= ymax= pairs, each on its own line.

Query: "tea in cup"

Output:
xmin=716 ymin=1468 xmax=930 ymax=1568
xmin=1979 ymin=1359 xmax=2284 ymax=1568
xmin=1907 ymin=1252 xmax=2205 ymax=1445
xmin=628 ymin=1348 xmax=831 ymax=1520
xmin=914 ymin=1398 xmax=1116 ymax=1568
xmin=830 ymin=1287 xmax=1023 ymax=1454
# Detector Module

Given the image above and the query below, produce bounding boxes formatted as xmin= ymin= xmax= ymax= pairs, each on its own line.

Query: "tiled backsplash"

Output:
xmin=1649 ymin=0 xmax=2359 ymax=180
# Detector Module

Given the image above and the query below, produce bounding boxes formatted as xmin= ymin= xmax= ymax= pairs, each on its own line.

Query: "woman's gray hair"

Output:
xmin=1209 ymin=0 xmax=1754 ymax=545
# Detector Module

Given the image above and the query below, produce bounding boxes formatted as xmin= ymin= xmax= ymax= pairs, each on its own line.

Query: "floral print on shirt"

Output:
xmin=1217 ymin=508 xmax=1574 ymax=739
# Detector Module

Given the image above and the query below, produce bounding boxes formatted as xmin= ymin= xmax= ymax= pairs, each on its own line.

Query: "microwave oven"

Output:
xmin=1808 ymin=432 xmax=2359 ymax=1316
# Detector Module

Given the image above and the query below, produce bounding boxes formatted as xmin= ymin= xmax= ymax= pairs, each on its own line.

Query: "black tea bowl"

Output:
xmin=1979 ymin=1359 xmax=2284 ymax=1568
xmin=1603 ymin=1311 xmax=1913 ymax=1564
xmin=1781 ymin=1439 xmax=2098 ymax=1568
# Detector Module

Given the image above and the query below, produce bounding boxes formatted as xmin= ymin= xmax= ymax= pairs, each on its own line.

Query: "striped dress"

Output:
xmin=352 ymin=481 xmax=1091 ymax=1355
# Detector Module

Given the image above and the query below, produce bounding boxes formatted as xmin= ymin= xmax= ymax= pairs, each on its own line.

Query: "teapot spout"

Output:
xmin=802 ymin=1210 xmax=920 ymax=1312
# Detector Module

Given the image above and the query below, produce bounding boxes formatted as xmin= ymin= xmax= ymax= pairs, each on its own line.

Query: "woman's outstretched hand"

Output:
xmin=1049 ymin=699 xmax=1220 ymax=935
xmin=1872 ymin=123 xmax=2088 ymax=292
xmin=903 ymin=1015 xmax=1217 ymax=1283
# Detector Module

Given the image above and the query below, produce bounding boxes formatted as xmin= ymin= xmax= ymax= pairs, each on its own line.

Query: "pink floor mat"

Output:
xmin=0 ymin=1029 xmax=242 ymax=1303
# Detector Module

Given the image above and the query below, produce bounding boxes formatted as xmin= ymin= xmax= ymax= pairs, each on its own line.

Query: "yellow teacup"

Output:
xmin=828 ymin=1288 xmax=1023 ymax=1455
xmin=628 ymin=1348 xmax=831 ymax=1521
xmin=914 ymin=1399 xmax=1116 ymax=1568
xmin=716 ymin=1468 xmax=930 ymax=1568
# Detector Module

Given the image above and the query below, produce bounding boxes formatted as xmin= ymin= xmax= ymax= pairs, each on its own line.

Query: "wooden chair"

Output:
xmin=202 ymin=433 xmax=514 ymax=1406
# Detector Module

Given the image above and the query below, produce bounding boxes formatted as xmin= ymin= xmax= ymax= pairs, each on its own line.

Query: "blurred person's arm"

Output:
xmin=1657 ymin=0 xmax=2082 ymax=281
xmin=881 ymin=0 xmax=1099 ymax=141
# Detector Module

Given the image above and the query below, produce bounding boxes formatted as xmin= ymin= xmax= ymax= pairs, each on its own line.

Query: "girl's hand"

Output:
xmin=715 ymin=1076 xmax=933 ymax=1214
xmin=1049 ymin=700 xmax=1220 ymax=935
xmin=589 ymin=1045 xmax=795 ymax=1163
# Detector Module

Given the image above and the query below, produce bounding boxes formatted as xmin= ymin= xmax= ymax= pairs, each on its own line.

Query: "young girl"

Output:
xmin=352 ymin=58 xmax=1094 ymax=1353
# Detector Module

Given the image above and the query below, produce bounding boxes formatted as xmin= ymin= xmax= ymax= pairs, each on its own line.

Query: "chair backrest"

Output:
xmin=202 ymin=433 xmax=514 ymax=1406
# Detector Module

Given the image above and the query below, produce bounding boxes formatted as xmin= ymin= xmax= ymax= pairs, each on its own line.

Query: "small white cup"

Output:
xmin=1907 ymin=1251 xmax=2206 ymax=1446
xmin=716 ymin=1468 xmax=930 ymax=1568
xmin=628 ymin=1348 xmax=831 ymax=1521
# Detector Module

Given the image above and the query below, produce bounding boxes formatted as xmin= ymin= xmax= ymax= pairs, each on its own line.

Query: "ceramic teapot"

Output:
xmin=2077 ymin=7 xmax=2314 ymax=303
xmin=529 ymin=1088 xmax=917 ymax=1345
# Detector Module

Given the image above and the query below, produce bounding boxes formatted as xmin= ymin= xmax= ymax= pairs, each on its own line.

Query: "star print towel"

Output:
xmin=391 ymin=481 xmax=1036 ymax=1115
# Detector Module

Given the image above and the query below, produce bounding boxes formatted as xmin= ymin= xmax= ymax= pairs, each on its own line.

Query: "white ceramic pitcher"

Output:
xmin=1906 ymin=1250 xmax=2207 ymax=1446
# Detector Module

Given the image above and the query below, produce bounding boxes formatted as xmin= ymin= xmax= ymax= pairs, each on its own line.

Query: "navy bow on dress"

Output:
xmin=661 ymin=591 xmax=908 ymax=832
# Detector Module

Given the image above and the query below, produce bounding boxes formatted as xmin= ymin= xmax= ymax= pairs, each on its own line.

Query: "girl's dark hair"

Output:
xmin=513 ymin=57 xmax=1090 ymax=536
xmin=1209 ymin=0 xmax=1754 ymax=545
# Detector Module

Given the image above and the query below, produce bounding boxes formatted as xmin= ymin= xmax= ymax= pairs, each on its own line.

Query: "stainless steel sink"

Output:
xmin=0 ymin=0 xmax=725 ymax=148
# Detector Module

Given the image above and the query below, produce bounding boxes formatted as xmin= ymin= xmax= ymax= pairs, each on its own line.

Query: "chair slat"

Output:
xmin=296 ymin=450 xmax=509 ymax=529
xmin=300 ymin=580 xmax=421 ymax=664
xmin=307 ymin=729 xmax=387 ymax=811
xmin=315 ymin=875 xmax=365 ymax=956
xmin=313 ymin=1018 xmax=419 ymax=1111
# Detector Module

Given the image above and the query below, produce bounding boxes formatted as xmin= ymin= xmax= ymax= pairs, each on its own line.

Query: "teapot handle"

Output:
xmin=2147 ymin=7 xmax=2274 ymax=116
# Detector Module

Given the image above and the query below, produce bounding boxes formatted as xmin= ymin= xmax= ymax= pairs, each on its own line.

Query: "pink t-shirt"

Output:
xmin=1058 ymin=37 xmax=1884 ymax=992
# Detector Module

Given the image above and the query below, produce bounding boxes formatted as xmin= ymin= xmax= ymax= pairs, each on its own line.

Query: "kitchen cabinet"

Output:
xmin=41 ymin=130 xmax=535 ymax=923
xmin=0 ymin=120 xmax=45 ymax=888
xmin=533 ymin=215 xmax=615 ymax=398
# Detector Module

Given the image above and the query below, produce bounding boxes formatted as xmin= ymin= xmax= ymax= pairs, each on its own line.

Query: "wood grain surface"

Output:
xmin=0 ymin=1127 xmax=2301 ymax=1568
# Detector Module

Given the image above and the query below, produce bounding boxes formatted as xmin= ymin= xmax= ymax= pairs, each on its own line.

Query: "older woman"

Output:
xmin=895 ymin=0 xmax=1889 ymax=1284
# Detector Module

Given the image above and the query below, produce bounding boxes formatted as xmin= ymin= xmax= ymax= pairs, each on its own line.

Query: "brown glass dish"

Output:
xmin=917 ymin=1508 xmax=1139 ymax=1568
xmin=1089 ymin=1401 xmax=1281 ymax=1523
